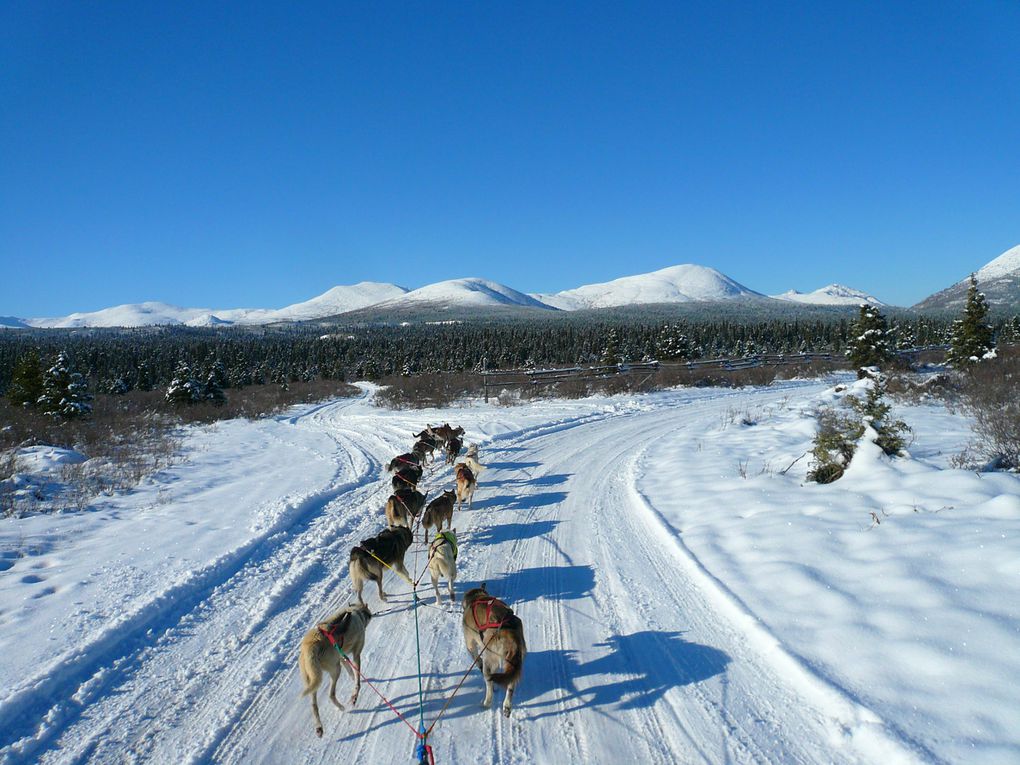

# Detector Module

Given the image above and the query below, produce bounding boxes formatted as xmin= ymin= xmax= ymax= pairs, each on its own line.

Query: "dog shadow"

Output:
xmin=485 ymin=460 xmax=541 ymax=470
xmin=520 ymin=631 xmax=730 ymax=717
xmin=480 ymin=564 xmax=595 ymax=603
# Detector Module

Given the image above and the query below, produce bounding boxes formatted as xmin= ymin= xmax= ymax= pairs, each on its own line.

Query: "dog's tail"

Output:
xmin=299 ymin=642 xmax=324 ymax=697
xmin=486 ymin=621 xmax=525 ymax=687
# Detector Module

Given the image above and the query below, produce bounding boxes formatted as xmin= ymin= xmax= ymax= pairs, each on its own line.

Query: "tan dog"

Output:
xmin=428 ymin=529 xmax=458 ymax=604
xmin=462 ymin=585 xmax=526 ymax=717
xmin=461 ymin=454 xmax=486 ymax=477
xmin=298 ymin=604 xmax=372 ymax=737
xmin=454 ymin=462 xmax=476 ymax=511
xmin=421 ymin=489 xmax=455 ymax=543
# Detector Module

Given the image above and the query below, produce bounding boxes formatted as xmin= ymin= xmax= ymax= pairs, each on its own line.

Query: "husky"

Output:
xmin=298 ymin=604 xmax=372 ymax=737
xmin=461 ymin=454 xmax=486 ymax=477
xmin=431 ymin=423 xmax=465 ymax=445
xmin=421 ymin=489 xmax=456 ymax=542
xmin=445 ymin=436 xmax=464 ymax=465
xmin=413 ymin=439 xmax=434 ymax=465
xmin=454 ymin=462 xmax=476 ymax=511
xmin=385 ymin=488 xmax=427 ymax=529
xmin=465 ymin=443 xmax=480 ymax=459
xmin=349 ymin=526 xmax=413 ymax=605
xmin=428 ymin=529 xmax=458 ymax=605
xmin=391 ymin=464 xmax=422 ymax=491
xmin=386 ymin=452 xmax=421 ymax=472
xmin=462 ymin=585 xmax=526 ymax=717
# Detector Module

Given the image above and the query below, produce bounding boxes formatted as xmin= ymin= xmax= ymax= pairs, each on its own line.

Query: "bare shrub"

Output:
xmin=375 ymin=373 xmax=483 ymax=410
xmin=957 ymin=346 xmax=1020 ymax=470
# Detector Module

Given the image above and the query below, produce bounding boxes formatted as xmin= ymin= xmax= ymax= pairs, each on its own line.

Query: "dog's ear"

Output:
xmin=480 ymin=581 xmax=487 ymax=592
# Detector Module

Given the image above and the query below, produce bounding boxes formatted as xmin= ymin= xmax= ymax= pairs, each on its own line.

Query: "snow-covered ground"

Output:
xmin=1 ymin=381 xmax=1018 ymax=764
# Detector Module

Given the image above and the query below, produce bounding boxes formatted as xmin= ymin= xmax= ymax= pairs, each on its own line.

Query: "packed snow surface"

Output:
xmin=1 ymin=383 xmax=1018 ymax=764
xmin=772 ymin=284 xmax=885 ymax=307
xmin=532 ymin=264 xmax=762 ymax=310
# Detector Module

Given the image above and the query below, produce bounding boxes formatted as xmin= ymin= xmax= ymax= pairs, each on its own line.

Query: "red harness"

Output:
xmin=318 ymin=623 xmax=346 ymax=650
xmin=472 ymin=597 xmax=509 ymax=632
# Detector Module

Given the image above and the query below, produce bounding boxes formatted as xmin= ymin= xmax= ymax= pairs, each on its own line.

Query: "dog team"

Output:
xmin=298 ymin=423 xmax=527 ymax=737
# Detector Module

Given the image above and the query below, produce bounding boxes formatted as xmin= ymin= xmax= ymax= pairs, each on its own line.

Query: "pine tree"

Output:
xmin=6 ymin=350 xmax=44 ymax=407
xmin=845 ymin=305 xmax=893 ymax=377
xmin=947 ymin=274 xmax=995 ymax=367
xmin=37 ymin=352 xmax=93 ymax=418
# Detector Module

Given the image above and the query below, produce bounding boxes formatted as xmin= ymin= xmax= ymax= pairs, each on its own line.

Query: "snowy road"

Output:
xmin=3 ymin=382 xmax=1011 ymax=763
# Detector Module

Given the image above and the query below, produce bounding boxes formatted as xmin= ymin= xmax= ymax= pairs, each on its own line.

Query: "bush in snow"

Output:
xmin=956 ymin=347 xmax=1020 ymax=470
xmin=947 ymin=274 xmax=995 ymax=368
xmin=807 ymin=371 xmax=910 ymax=483
xmin=845 ymin=305 xmax=893 ymax=377
xmin=37 ymin=352 xmax=93 ymax=418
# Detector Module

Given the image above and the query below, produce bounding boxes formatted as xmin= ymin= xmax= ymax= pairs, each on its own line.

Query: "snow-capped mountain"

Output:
xmin=372 ymin=278 xmax=554 ymax=311
xmin=19 ymin=283 xmax=408 ymax=329
xmin=914 ymin=243 xmax=1020 ymax=312
xmin=772 ymin=284 xmax=885 ymax=307
xmin=531 ymin=264 xmax=762 ymax=311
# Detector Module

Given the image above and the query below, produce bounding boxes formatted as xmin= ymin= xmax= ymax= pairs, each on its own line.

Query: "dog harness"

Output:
xmin=433 ymin=531 xmax=458 ymax=559
xmin=472 ymin=597 xmax=510 ymax=632
xmin=318 ymin=622 xmax=346 ymax=650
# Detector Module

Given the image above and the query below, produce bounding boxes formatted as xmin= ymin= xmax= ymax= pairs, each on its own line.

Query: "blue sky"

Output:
xmin=2 ymin=1 xmax=1018 ymax=316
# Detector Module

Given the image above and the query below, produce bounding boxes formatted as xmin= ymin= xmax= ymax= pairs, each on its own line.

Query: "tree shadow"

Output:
xmin=469 ymin=564 xmax=594 ymax=604
xmin=485 ymin=472 xmax=570 ymax=489
xmin=520 ymin=631 xmax=730 ymax=718
xmin=482 ymin=490 xmax=566 ymax=512
xmin=470 ymin=520 xmax=560 ymax=546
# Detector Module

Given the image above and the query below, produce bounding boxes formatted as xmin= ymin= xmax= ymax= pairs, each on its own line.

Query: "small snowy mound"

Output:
xmin=532 ymin=264 xmax=761 ymax=310
xmin=186 ymin=313 xmax=234 ymax=327
xmin=378 ymin=278 xmax=554 ymax=310
xmin=30 ymin=302 xmax=202 ymax=328
xmin=772 ymin=284 xmax=885 ymax=307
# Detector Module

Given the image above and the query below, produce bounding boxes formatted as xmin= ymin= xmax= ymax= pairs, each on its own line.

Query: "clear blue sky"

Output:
xmin=2 ymin=1 xmax=1018 ymax=316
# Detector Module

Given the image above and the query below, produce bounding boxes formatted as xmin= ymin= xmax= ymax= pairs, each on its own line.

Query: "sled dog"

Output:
xmin=298 ymin=604 xmax=372 ymax=737
xmin=349 ymin=526 xmax=413 ymax=605
xmin=428 ymin=529 xmax=458 ymax=604
xmin=462 ymin=585 xmax=526 ymax=717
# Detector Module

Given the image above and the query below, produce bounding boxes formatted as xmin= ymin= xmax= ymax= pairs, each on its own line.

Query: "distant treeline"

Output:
xmin=0 ymin=313 xmax=983 ymax=397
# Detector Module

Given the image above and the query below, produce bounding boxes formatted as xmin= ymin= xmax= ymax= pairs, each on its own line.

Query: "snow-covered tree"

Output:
xmin=947 ymin=274 xmax=995 ymax=367
xmin=845 ymin=305 xmax=893 ymax=377
xmin=165 ymin=361 xmax=203 ymax=405
xmin=37 ymin=352 xmax=93 ymax=418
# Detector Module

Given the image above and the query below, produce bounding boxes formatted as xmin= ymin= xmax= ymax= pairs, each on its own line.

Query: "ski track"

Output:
xmin=0 ymin=381 xmax=927 ymax=764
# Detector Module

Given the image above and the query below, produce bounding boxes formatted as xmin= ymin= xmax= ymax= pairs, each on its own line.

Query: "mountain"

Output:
xmin=372 ymin=278 xmax=555 ymax=311
xmin=531 ymin=264 xmax=762 ymax=311
xmin=772 ymin=284 xmax=885 ymax=307
xmin=18 ymin=283 xmax=408 ymax=329
xmin=914 ymin=244 xmax=1020 ymax=313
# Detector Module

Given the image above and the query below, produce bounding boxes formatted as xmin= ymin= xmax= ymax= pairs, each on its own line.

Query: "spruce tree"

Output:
xmin=947 ymin=274 xmax=995 ymax=367
xmin=165 ymin=361 xmax=203 ymax=405
xmin=37 ymin=352 xmax=93 ymax=418
xmin=845 ymin=305 xmax=893 ymax=377
xmin=6 ymin=349 xmax=44 ymax=407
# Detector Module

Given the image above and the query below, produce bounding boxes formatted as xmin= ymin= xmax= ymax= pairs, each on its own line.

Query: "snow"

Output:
xmin=974 ymin=244 xmax=1020 ymax=282
xmin=772 ymin=284 xmax=886 ymax=307
xmin=1 ymin=382 xmax=1019 ymax=764
xmin=531 ymin=264 xmax=762 ymax=310
xmin=21 ymin=283 xmax=409 ymax=329
xmin=374 ymin=278 xmax=555 ymax=310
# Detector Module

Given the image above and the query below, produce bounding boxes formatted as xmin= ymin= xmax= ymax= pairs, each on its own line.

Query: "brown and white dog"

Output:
xmin=421 ymin=489 xmax=455 ymax=542
xmin=385 ymin=488 xmax=427 ymax=529
xmin=298 ymin=604 xmax=372 ymax=737
xmin=462 ymin=585 xmax=526 ymax=717
xmin=428 ymin=529 xmax=458 ymax=605
xmin=454 ymin=462 xmax=476 ymax=510
xmin=349 ymin=526 xmax=413 ymax=605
